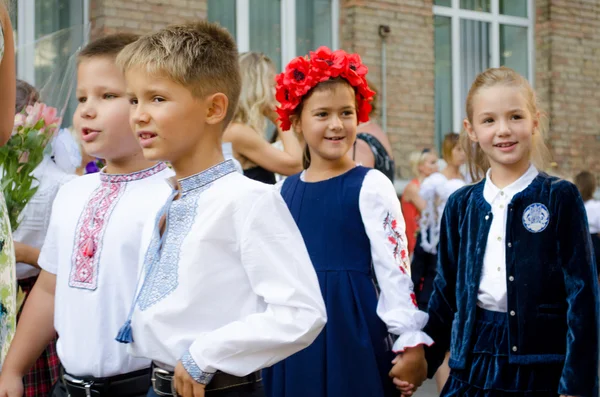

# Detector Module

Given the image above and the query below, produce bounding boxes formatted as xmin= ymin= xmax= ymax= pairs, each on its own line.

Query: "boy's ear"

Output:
xmin=205 ymin=93 xmax=229 ymax=125
xmin=464 ymin=118 xmax=478 ymax=143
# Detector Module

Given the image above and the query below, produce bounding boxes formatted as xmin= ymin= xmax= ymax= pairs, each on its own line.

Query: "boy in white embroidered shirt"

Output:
xmin=115 ymin=21 xmax=327 ymax=397
xmin=0 ymin=34 xmax=174 ymax=397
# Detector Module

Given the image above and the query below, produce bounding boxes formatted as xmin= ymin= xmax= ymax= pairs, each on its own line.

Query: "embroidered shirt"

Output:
xmin=12 ymin=156 xmax=76 ymax=280
xmin=358 ymin=170 xmax=434 ymax=351
xmin=38 ymin=163 xmax=173 ymax=377
xmin=584 ymin=199 xmax=600 ymax=234
xmin=419 ymin=172 xmax=466 ymax=254
xmin=126 ymin=160 xmax=326 ymax=381
xmin=478 ymin=164 xmax=539 ymax=312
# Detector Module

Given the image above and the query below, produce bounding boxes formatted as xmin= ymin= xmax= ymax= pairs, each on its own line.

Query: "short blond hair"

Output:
xmin=117 ymin=20 xmax=241 ymax=128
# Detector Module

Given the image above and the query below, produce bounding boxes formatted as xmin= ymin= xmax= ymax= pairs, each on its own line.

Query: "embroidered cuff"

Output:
xmin=392 ymin=331 xmax=434 ymax=354
xmin=181 ymin=350 xmax=216 ymax=385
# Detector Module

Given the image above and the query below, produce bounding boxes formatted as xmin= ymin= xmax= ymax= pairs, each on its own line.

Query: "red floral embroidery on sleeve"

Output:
xmin=410 ymin=292 xmax=418 ymax=307
xmin=383 ymin=212 xmax=410 ymax=274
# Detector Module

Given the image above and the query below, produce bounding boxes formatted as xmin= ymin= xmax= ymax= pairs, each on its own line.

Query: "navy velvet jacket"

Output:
xmin=424 ymin=172 xmax=599 ymax=397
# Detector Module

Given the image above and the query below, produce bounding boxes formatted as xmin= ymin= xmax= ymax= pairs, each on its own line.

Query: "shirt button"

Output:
xmin=499 ymin=204 xmax=505 ymax=209
xmin=497 ymin=267 xmax=501 ymax=272
xmin=507 ymin=242 xmax=512 ymax=248
xmin=497 ymin=236 xmax=502 ymax=241
xmin=500 ymin=191 xmax=505 ymax=196
xmin=512 ymin=346 xmax=518 ymax=352
xmin=485 ymin=215 xmax=490 ymax=220
xmin=509 ymin=276 xmax=514 ymax=281
xmin=510 ymin=310 xmax=516 ymax=316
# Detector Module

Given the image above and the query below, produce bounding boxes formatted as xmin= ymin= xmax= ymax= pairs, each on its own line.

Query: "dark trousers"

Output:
xmin=146 ymin=382 xmax=264 ymax=397
xmin=50 ymin=381 xmax=147 ymax=397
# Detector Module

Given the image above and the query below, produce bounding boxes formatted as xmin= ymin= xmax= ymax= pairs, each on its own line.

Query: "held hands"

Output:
xmin=388 ymin=345 xmax=427 ymax=397
xmin=173 ymin=361 xmax=206 ymax=397
xmin=0 ymin=370 xmax=24 ymax=397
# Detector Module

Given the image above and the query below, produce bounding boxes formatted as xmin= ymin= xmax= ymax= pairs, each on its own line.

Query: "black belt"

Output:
xmin=151 ymin=364 xmax=261 ymax=396
xmin=60 ymin=366 xmax=151 ymax=397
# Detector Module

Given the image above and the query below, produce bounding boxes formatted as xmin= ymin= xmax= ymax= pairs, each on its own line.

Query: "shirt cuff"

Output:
xmin=181 ymin=350 xmax=216 ymax=385
xmin=392 ymin=331 xmax=434 ymax=353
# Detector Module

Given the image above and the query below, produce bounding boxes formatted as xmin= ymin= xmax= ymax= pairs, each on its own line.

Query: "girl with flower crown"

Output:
xmin=262 ymin=47 xmax=432 ymax=397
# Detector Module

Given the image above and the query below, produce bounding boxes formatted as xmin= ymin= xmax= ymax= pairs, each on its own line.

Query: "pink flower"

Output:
xmin=25 ymin=102 xmax=44 ymax=127
xmin=41 ymin=105 xmax=60 ymax=128
xmin=14 ymin=113 xmax=26 ymax=130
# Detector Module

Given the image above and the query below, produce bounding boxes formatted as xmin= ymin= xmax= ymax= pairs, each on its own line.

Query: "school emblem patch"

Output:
xmin=522 ymin=203 xmax=550 ymax=233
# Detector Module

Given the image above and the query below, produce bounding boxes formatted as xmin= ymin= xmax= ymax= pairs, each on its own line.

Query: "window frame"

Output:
xmin=15 ymin=0 xmax=89 ymax=85
xmin=233 ymin=0 xmax=340 ymax=68
xmin=433 ymin=0 xmax=534 ymax=135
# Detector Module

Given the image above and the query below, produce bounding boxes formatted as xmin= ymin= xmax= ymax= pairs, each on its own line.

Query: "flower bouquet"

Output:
xmin=0 ymin=103 xmax=62 ymax=231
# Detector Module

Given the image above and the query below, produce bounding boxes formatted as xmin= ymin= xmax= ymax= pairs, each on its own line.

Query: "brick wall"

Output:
xmin=536 ymin=0 xmax=600 ymax=180
xmin=340 ymin=0 xmax=435 ymax=179
xmin=90 ymin=0 xmax=208 ymax=38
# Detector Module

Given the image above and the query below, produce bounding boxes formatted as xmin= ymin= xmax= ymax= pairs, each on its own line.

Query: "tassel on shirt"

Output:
xmin=115 ymin=320 xmax=134 ymax=344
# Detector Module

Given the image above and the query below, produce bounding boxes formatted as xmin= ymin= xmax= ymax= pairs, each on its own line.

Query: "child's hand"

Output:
xmin=0 ymin=370 xmax=24 ymax=397
xmin=174 ymin=361 xmax=206 ymax=397
xmin=388 ymin=345 xmax=427 ymax=393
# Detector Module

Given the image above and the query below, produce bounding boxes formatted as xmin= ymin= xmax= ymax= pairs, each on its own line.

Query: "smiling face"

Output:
xmin=73 ymin=57 xmax=142 ymax=162
xmin=464 ymin=84 xmax=538 ymax=174
xmin=293 ymin=81 xmax=358 ymax=167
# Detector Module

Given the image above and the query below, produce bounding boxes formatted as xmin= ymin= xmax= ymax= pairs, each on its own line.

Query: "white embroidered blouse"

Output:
xmin=38 ymin=163 xmax=173 ymax=377
xmin=125 ymin=160 xmax=327 ymax=382
xmin=419 ymin=172 xmax=466 ymax=254
xmin=297 ymin=168 xmax=434 ymax=352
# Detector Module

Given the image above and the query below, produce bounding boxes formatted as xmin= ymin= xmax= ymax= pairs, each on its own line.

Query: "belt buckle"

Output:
xmin=151 ymin=367 xmax=173 ymax=396
xmin=63 ymin=373 xmax=94 ymax=397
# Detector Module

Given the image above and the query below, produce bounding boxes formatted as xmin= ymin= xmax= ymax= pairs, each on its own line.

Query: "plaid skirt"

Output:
xmin=18 ymin=276 xmax=60 ymax=397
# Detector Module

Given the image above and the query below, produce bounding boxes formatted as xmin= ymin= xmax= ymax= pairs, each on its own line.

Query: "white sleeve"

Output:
xmin=37 ymin=187 xmax=65 ymax=275
xmin=186 ymin=189 xmax=326 ymax=376
xmin=359 ymin=170 xmax=434 ymax=352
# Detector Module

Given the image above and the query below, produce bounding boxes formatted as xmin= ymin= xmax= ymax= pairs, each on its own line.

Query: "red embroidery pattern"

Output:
xmin=69 ymin=183 xmax=124 ymax=290
xmin=383 ymin=212 xmax=410 ymax=273
xmin=410 ymin=292 xmax=418 ymax=308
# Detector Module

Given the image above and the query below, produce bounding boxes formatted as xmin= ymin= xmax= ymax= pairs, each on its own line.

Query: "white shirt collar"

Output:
xmin=483 ymin=164 xmax=539 ymax=204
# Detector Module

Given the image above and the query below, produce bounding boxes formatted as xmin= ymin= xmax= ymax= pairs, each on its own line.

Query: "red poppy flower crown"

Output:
xmin=275 ymin=46 xmax=375 ymax=131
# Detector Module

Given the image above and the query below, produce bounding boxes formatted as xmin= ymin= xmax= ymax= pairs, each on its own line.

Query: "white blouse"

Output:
xmin=13 ymin=156 xmax=76 ymax=280
xmin=126 ymin=161 xmax=327 ymax=381
xmin=419 ymin=172 xmax=466 ymax=254
xmin=584 ymin=200 xmax=600 ymax=235
xmin=38 ymin=163 xmax=173 ymax=377
xmin=358 ymin=170 xmax=434 ymax=351
xmin=477 ymin=165 xmax=538 ymax=312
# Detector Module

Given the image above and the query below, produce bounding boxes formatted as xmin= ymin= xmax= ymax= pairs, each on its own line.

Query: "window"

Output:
xmin=208 ymin=0 xmax=339 ymax=70
xmin=13 ymin=0 xmax=89 ymax=124
xmin=433 ymin=0 xmax=534 ymax=150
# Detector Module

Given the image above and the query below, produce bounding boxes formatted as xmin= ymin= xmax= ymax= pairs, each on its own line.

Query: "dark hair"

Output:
xmin=574 ymin=171 xmax=597 ymax=202
xmin=291 ymin=77 xmax=356 ymax=169
xmin=15 ymin=79 xmax=39 ymax=113
xmin=78 ymin=33 xmax=140 ymax=63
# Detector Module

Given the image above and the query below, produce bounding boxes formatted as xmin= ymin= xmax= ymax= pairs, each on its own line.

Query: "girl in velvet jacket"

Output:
xmin=414 ymin=67 xmax=599 ymax=397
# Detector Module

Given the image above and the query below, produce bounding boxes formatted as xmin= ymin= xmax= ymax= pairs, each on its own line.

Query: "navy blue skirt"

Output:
xmin=442 ymin=308 xmax=562 ymax=396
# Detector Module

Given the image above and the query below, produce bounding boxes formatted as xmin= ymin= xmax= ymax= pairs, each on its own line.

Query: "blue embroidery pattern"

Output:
xmin=137 ymin=161 xmax=237 ymax=311
xmin=181 ymin=350 xmax=215 ymax=384
xmin=522 ymin=203 xmax=550 ymax=233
